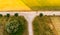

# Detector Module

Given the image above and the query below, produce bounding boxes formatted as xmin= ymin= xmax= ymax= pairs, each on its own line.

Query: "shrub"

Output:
xmin=39 ymin=13 xmax=43 ymax=17
xmin=6 ymin=13 xmax=10 ymax=17
xmin=5 ymin=19 xmax=24 ymax=35
xmin=5 ymin=20 xmax=20 ymax=34
xmin=0 ymin=14 xmax=3 ymax=17
xmin=14 ymin=13 xmax=18 ymax=17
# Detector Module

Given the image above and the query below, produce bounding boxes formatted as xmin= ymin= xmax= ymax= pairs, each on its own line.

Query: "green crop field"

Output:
xmin=32 ymin=15 xmax=57 ymax=35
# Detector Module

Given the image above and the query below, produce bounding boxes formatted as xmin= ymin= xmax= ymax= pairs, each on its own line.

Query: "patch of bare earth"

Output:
xmin=50 ymin=16 xmax=60 ymax=35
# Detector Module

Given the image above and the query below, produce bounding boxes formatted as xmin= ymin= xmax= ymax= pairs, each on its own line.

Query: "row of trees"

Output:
xmin=39 ymin=13 xmax=56 ymax=17
xmin=0 ymin=13 xmax=55 ymax=17
xmin=0 ymin=13 xmax=43 ymax=17
xmin=0 ymin=13 xmax=18 ymax=17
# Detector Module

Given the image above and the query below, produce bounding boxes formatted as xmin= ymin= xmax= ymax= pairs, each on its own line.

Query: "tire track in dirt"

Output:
xmin=50 ymin=17 xmax=60 ymax=35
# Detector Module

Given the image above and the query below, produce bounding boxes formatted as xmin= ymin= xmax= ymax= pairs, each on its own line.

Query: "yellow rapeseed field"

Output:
xmin=0 ymin=0 xmax=31 ymax=11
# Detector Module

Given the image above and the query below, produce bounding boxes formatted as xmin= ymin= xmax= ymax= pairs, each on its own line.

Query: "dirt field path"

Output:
xmin=50 ymin=17 xmax=60 ymax=35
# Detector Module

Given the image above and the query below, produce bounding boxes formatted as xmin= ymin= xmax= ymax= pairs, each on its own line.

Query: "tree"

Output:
xmin=14 ymin=13 xmax=19 ymax=17
xmin=0 ymin=14 xmax=3 ymax=17
xmin=6 ymin=13 xmax=10 ymax=17
xmin=39 ymin=13 xmax=43 ymax=17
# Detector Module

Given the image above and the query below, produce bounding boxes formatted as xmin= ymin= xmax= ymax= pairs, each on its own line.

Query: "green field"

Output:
xmin=0 ymin=15 xmax=28 ymax=35
xmin=32 ymin=16 xmax=57 ymax=35
xmin=31 ymin=6 xmax=60 ymax=11
xmin=21 ymin=0 xmax=60 ymax=10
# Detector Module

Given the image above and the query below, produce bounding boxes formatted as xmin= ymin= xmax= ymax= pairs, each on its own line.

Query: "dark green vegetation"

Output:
xmin=4 ymin=16 xmax=28 ymax=35
xmin=6 ymin=13 xmax=10 ymax=17
xmin=0 ymin=14 xmax=3 ymax=17
xmin=14 ymin=13 xmax=19 ymax=17
xmin=32 ymin=16 xmax=56 ymax=35
xmin=39 ymin=13 xmax=43 ymax=17
xmin=0 ymin=14 xmax=28 ymax=35
xmin=5 ymin=19 xmax=21 ymax=34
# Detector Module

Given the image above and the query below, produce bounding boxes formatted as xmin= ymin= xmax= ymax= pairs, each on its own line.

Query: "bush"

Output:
xmin=14 ymin=13 xmax=18 ymax=17
xmin=5 ymin=20 xmax=20 ymax=34
xmin=5 ymin=19 xmax=24 ymax=35
xmin=0 ymin=14 xmax=3 ymax=17
xmin=6 ymin=13 xmax=10 ymax=17
xmin=39 ymin=13 xmax=43 ymax=17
